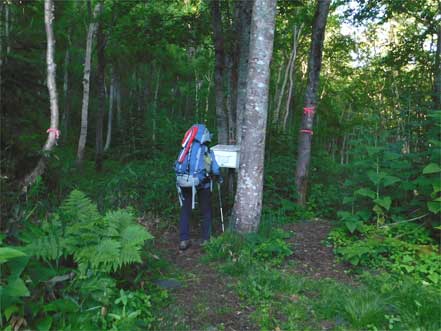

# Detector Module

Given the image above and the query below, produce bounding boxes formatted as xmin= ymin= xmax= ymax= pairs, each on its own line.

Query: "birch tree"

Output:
xmin=233 ymin=0 xmax=277 ymax=233
xmin=295 ymin=0 xmax=331 ymax=205
xmin=21 ymin=0 xmax=59 ymax=190
xmin=77 ymin=2 xmax=102 ymax=166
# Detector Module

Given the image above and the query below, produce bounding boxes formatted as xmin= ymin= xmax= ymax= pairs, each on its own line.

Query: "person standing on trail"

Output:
xmin=174 ymin=124 xmax=222 ymax=251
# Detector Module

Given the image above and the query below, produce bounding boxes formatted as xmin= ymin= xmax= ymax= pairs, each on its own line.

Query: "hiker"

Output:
xmin=174 ymin=124 xmax=222 ymax=251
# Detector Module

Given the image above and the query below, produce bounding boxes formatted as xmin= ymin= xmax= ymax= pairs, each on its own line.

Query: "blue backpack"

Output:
xmin=174 ymin=124 xmax=213 ymax=208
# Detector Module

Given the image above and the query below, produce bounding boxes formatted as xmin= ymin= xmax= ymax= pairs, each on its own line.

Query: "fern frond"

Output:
xmin=104 ymin=209 xmax=135 ymax=232
xmin=61 ymin=190 xmax=100 ymax=224
xmin=120 ymin=225 xmax=153 ymax=246
xmin=90 ymin=239 xmax=121 ymax=272
xmin=120 ymin=245 xmax=142 ymax=266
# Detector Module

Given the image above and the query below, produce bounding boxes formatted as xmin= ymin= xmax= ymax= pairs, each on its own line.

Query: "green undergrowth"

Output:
xmin=204 ymin=220 xmax=441 ymax=331
xmin=328 ymin=223 xmax=441 ymax=286
xmin=1 ymin=190 xmax=172 ymax=330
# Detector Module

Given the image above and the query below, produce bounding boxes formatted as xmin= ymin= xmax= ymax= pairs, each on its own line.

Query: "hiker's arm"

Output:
xmin=210 ymin=150 xmax=221 ymax=176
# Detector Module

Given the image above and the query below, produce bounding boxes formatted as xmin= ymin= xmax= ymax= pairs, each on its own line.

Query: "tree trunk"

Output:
xmin=235 ymin=0 xmax=252 ymax=146
xmin=95 ymin=8 xmax=105 ymax=172
xmin=226 ymin=54 xmax=235 ymax=143
xmin=5 ymin=3 xmax=9 ymax=55
xmin=295 ymin=0 xmax=331 ymax=205
xmin=211 ymin=0 xmax=228 ymax=144
xmin=273 ymin=52 xmax=294 ymax=128
xmin=434 ymin=24 xmax=441 ymax=110
xmin=152 ymin=67 xmax=160 ymax=144
xmin=76 ymin=2 xmax=102 ymax=166
xmin=204 ymin=72 xmax=212 ymax=123
xmin=0 ymin=3 xmax=3 ymax=110
xmin=232 ymin=0 xmax=277 ymax=233
xmin=21 ymin=0 xmax=59 ymax=191
xmin=282 ymin=24 xmax=303 ymax=132
xmin=104 ymin=68 xmax=115 ymax=152
xmin=61 ymin=32 xmax=71 ymax=142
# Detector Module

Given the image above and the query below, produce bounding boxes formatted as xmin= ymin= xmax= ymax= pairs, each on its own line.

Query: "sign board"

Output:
xmin=211 ymin=144 xmax=240 ymax=169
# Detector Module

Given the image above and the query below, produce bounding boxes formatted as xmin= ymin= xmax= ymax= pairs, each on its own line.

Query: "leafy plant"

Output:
xmin=24 ymin=190 xmax=153 ymax=275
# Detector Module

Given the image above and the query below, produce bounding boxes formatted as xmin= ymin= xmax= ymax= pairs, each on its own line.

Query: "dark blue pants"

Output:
xmin=179 ymin=187 xmax=212 ymax=241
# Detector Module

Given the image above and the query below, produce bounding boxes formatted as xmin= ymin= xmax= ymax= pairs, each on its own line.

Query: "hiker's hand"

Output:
xmin=215 ymin=175 xmax=224 ymax=184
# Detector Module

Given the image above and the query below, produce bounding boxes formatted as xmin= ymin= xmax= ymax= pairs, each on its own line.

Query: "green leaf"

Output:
xmin=355 ymin=188 xmax=376 ymax=199
xmin=374 ymin=196 xmax=392 ymax=210
xmin=37 ymin=316 xmax=53 ymax=331
xmin=428 ymin=201 xmax=441 ymax=214
xmin=44 ymin=299 xmax=79 ymax=313
xmin=433 ymin=182 xmax=441 ymax=194
xmin=343 ymin=196 xmax=354 ymax=204
xmin=0 ymin=247 xmax=26 ymax=264
xmin=423 ymin=163 xmax=441 ymax=174
xmin=4 ymin=305 xmax=19 ymax=321
xmin=367 ymin=171 xmax=388 ymax=185
xmin=366 ymin=146 xmax=383 ymax=156
xmin=3 ymin=278 xmax=30 ymax=298
xmin=345 ymin=221 xmax=360 ymax=234
xmin=337 ymin=211 xmax=353 ymax=221
xmin=383 ymin=175 xmax=400 ymax=187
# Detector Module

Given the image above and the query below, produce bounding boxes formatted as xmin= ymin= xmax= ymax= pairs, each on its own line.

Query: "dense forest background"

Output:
xmin=1 ymin=0 xmax=440 ymax=330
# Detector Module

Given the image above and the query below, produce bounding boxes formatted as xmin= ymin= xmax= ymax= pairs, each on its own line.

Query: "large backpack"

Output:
xmin=174 ymin=124 xmax=213 ymax=208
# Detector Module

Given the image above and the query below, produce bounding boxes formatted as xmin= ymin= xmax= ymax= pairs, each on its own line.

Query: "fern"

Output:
xmin=25 ymin=190 xmax=153 ymax=275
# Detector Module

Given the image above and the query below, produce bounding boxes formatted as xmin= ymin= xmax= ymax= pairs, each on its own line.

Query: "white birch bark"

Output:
xmin=76 ymin=3 xmax=102 ymax=165
xmin=21 ymin=0 xmax=59 ymax=191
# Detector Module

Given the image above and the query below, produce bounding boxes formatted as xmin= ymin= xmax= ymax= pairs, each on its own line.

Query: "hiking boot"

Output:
xmin=179 ymin=240 xmax=191 ymax=251
xmin=195 ymin=238 xmax=209 ymax=247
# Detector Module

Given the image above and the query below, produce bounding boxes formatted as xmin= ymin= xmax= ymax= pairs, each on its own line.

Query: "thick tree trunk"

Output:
xmin=282 ymin=24 xmax=302 ymax=132
xmin=211 ymin=0 xmax=228 ymax=144
xmin=434 ymin=25 xmax=441 ymax=110
xmin=295 ymin=0 xmax=331 ymax=205
xmin=21 ymin=0 xmax=59 ymax=191
xmin=104 ymin=69 xmax=115 ymax=152
xmin=95 ymin=9 xmax=105 ymax=172
xmin=76 ymin=3 xmax=102 ymax=166
xmin=235 ymin=0 xmax=252 ymax=146
xmin=232 ymin=0 xmax=277 ymax=233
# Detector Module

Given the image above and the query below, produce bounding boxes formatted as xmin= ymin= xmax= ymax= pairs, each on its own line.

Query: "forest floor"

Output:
xmin=146 ymin=219 xmax=354 ymax=331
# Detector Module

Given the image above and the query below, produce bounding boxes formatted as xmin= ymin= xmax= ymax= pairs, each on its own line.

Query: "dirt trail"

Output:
xmin=149 ymin=219 xmax=351 ymax=330
xmin=154 ymin=229 xmax=255 ymax=331
xmin=285 ymin=220 xmax=353 ymax=283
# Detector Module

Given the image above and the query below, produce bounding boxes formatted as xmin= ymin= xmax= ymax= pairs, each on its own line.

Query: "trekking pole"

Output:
xmin=217 ymin=182 xmax=225 ymax=232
